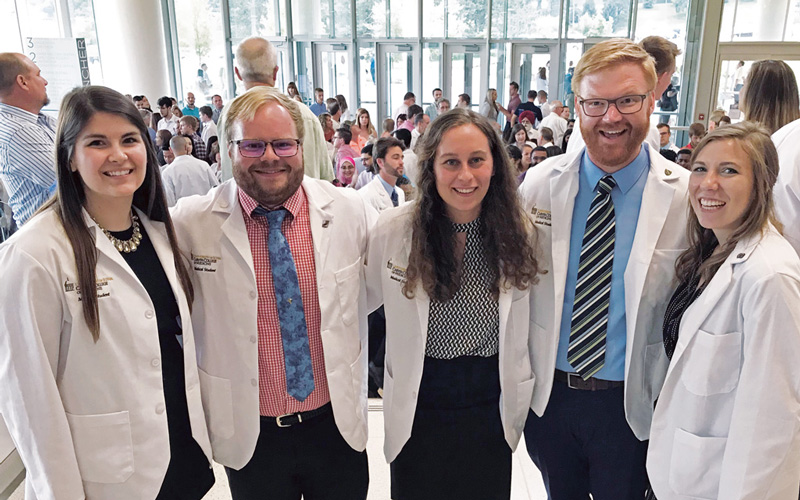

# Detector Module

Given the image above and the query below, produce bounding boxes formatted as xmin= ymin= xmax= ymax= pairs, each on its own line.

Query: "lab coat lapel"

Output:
xmin=303 ymin=178 xmax=335 ymax=275
xmin=549 ymin=155 xmax=580 ymax=326
xmin=624 ymin=159 xmax=677 ymax=347
xmin=216 ymin=183 xmax=255 ymax=273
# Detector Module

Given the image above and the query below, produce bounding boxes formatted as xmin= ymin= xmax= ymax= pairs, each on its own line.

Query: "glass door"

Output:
xmin=443 ymin=43 xmax=487 ymax=113
xmin=312 ymin=42 xmax=356 ymax=114
xmin=510 ymin=44 xmax=559 ymax=107
xmin=376 ymin=43 xmax=420 ymax=121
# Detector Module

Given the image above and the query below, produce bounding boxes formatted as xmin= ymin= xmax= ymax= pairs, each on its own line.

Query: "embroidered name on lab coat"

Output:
xmin=386 ymin=259 xmax=407 ymax=284
xmin=192 ymin=254 xmax=221 ymax=273
xmin=531 ymin=208 xmax=552 ymax=227
xmin=64 ymin=277 xmax=113 ymax=300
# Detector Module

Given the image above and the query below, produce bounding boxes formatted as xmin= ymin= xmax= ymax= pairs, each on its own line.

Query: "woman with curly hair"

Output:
xmin=366 ymin=107 xmax=540 ymax=500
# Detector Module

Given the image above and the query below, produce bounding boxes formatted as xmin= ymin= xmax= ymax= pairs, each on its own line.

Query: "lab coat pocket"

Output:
xmin=65 ymin=410 xmax=134 ymax=484
xmin=350 ymin=347 xmax=368 ymax=418
xmin=197 ymin=368 xmax=235 ymax=441
xmin=681 ymin=330 xmax=741 ymax=396
xmin=669 ymin=428 xmax=726 ymax=499
xmin=335 ymin=259 xmax=361 ymax=327
xmin=516 ymin=376 xmax=536 ymax=415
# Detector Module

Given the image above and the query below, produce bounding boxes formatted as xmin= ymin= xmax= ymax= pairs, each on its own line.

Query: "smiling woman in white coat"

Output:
xmin=647 ymin=122 xmax=800 ymax=500
xmin=0 ymin=86 xmax=213 ymax=499
xmin=366 ymin=108 xmax=540 ymax=500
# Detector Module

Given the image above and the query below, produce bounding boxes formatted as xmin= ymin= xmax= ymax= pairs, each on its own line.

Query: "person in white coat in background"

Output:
xmin=647 ymin=122 xmax=800 ymax=500
xmin=0 ymin=86 xmax=213 ymax=499
xmin=359 ymin=136 xmax=406 ymax=212
xmin=743 ymin=60 xmax=800 ymax=255
xmin=518 ymin=39 xmax=690 ymax=500
xmin=171 ymin=86 xmax=376 ymax=500
xmin=366 ymin=107 xmax=540 ymax=500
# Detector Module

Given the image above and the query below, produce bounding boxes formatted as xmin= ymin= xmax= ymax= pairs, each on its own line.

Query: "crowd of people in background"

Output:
xmin=1 ymin=30 xmax=800 ymax=500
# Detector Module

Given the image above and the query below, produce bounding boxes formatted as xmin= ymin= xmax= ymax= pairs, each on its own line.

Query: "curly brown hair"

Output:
xmin=402 ymin=108 xmax=540 ymax=301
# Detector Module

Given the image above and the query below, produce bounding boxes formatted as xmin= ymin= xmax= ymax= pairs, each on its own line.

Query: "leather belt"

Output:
xmin=554 ymin=369 xmax=624 ymax=391
xmin=264 ymin=402 xmax=332 ymax=428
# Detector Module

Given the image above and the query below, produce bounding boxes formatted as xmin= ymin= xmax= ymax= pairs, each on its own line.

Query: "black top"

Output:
xmin=515 ymin=101 xmax=544 ymax=123
xmin=109 ymin=222 xmax=214 ymax=499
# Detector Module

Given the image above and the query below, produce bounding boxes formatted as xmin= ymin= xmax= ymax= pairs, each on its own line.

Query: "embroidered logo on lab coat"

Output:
xmin=192 ymin=254 xmax=221 ymax=273
xmin=386 ymin=259 xmax=407 ymax=284
xmin=531 ymin=208 xmax=552 ymax=227
xmin=64 ymin=277 xmax=113 ymax=300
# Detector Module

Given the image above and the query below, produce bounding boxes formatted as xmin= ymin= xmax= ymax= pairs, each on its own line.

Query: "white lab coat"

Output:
xmin=567 ymin=115 xmax=662 ymax=154
xmin=359 ymin=176 xmax=406 ymax=213
xmin=0 ymin=207 xmax=212 ymax=499
xmin=161 ymin=154 xmax=218 ymax=206
xmin=518 ymin=144 xmax=690 ymax=439
xmin=539 ymin=113 xmax=568 ymax=149
xmin=171 ymin=177 xmax=377 ymax=470
xmin=647 ymin=226 xmax=800 ymax=500
xmin=365 ymin=203 xmax=536 ymax=463
xmin=771 ymin=118 xmax=800 ymax=255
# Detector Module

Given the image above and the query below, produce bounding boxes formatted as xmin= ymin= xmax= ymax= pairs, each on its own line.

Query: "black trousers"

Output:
xmin=390 ymin=402 xmax=511 ymax=500
xmin=523 ymin=381 xmax=648 ymax=500
xmin=226 ymin=410 xmax=369 ymax=500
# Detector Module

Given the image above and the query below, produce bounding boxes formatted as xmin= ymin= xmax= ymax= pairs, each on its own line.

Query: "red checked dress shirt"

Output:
xmin=239 ymin=187 xmax=331 ymax=417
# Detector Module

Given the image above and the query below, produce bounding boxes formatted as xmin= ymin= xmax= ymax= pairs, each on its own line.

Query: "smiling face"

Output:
xmin=340 ymin=161 xmax=355 ymax=179
xmin=433 ymin=124 xmax=494 ymax=224
xmin=71 ymin=112 xmax=147 ymax=213
xmin=515 ymin=129 xmax=527 ymax=144
xmin=230 ymin=102 xmax=304 ymax=207
xmin=577 ymin=62 xmax=654 ymax=173
xmin=689 ymin=139 xmax=754 ymax=246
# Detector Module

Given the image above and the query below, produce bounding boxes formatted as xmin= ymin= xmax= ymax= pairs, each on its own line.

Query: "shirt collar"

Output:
xmin=238 ymin=185 xmax=307 ymax=221
xmin=377 ymin=175 xmax=395 ymax=197
xmin=0 ymin=102 xmax=40 ymax=125
xmin=580 ymin=144 xmax=649 ymax=195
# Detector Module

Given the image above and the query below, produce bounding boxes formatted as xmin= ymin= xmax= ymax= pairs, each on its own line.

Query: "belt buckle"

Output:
xmin=567 ymin=372 xmax=584 ymax=390
xmin=276 ymin=412 xmax=302 ymax=428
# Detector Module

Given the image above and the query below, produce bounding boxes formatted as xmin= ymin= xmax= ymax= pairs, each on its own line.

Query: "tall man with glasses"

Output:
xmin=172 ymin=86 xmax=376 ymax=500
xmin=518 ymin=39 xmax=690 ymax=499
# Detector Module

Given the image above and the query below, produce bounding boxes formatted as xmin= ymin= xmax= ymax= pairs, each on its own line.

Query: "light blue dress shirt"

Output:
xmin=309 ymin=102 xmax=327 ymax=116
xmin=377 ymin=175 xmax=396 ymax=198
xmin=555 ymin=145 xmax=649 ymax=381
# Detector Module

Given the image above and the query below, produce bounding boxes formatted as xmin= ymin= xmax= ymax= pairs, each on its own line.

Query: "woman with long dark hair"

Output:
xmin=366 ymin=107 xmax=540 ymax=499
xmin=0 ymin=86 xmax=214 ymax=499
xmin=646 ymin=122 xmax=800 ymax=499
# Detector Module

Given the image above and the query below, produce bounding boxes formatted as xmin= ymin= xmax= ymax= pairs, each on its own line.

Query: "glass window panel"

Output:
xmin=0 ymin=1 xmax=21 ymax=53
xmin=356 ymin=0 xmax=387 ymax=37
xmin=390 ymin=0 xmax=419 ymax=37
xmin=295 ymin=41 xmax=314 ymax=102
xmin=423 ymin=0 xmax=445 ymax=37
xmin=788 ymin=0 xmax=800 ymax=41
xmin=293 ymin=0 xmax=328 ymax=36
xmin=15 ymin=0 xmax=60 ymax=39
xmin=491 ymin=0 xmax=506 ymax=38
xmin=507 ymin=0 xmax=559 ymax=38
xmin=359 ymin=43 xmax=377 ymax=121
xmin=635 ymin=0 xmax=689 ymax=45
xmin=331 ymin=0 xmax=353 ymax=37
xmin=732 ymin=0 xmax=786 ymax=41
xmin=567 ymin=0 xmax=630 ymax=38
xmin=175 ymin=0 xmax=230 ymax=103
xmin=450 ymin=48 xmax=482 ymax=112
xmin=67 ymin=0 xmax=103 ymax=84
xmin=319 ymin=48 xmax=351 ymax=103
xmin=447 ymin=0 xmax=488 ymax=38
xmin=719 ymin=0 xmax=736 ymax=41
xmin=422 ymin=43 xmax=442 ymax=109
xmin=229 ymin=0 xmax=286 ymax=39
xmin=386 ymin=51 xmax=414 ymax=118
xmin=715 ymin=59 xmax=800 ymax=122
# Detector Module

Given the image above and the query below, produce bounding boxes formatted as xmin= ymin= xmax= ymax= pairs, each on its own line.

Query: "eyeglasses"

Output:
xmin=577 ymin=95 xmax=648 ymax=117
xmin=230 ymin=139 xmax=300 ymax=158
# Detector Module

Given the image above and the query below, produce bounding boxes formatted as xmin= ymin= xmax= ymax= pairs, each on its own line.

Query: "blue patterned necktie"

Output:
xmin=253 ymin=207 xmax=315 ymax=401
xmin=390 ymin=188 xmax=399 ymax=207
xmin=567 ymin=175 xmax=617 ymax=380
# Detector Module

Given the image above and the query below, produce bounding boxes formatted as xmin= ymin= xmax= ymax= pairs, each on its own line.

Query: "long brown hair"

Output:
xmin=740 ymin=60 xmax=800 ymax=134
xmin=675 ymin=121 xmax=782 ymax=285
xmin=44 ymin=85 xmax=194 ymax=342
xmin=403 ymin=108 xmax=540 ymax=301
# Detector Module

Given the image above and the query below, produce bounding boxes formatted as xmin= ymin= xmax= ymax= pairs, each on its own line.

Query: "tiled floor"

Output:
xmin=8 ymin=400 xmax=549 ymax=500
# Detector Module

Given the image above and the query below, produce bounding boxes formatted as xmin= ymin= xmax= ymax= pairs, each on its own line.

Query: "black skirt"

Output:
xmin=390 ymin=354 xmax=511 ymax=500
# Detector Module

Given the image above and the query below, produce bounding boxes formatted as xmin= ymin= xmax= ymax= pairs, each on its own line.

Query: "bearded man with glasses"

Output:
xmin=518 ymin=38 xmax=691 ymax=500
xmin=171 ymin=85 xmax=377 ymax=500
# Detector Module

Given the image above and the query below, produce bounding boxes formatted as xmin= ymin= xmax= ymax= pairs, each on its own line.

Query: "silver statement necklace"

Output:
xmin=92 ymin=211 xmax=142 ymax=253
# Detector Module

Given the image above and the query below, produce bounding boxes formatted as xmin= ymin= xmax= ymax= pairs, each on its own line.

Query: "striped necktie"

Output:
xmin=567 ymin=175 xmax=617 ymax=380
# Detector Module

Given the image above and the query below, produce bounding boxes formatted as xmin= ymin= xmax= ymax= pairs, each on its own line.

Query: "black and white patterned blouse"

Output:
xmin=425 ymin=217 xmax=500 ymax=359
